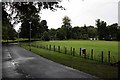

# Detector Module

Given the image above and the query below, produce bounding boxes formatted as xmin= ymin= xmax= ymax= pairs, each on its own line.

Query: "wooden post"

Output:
xmin=80 ymin=48 xmax=81 ymax=56
xmin=73 ymin=48 xmax=75 ymax=56
xmin=64 ymin=47 xmax=67 ymax=54
xmin=54 ymin=45 xmax=55 ymax=51
xmin=49 ymin=45 xmax=51 ymax=50
xmin=71 ymin=47 xmax=72 ymax=55
xmin=108 ymin=51 xmax=110 ymax=64
xmin=38 ymin=45 xmax=39 ymax=48
xmin=91 ymin=49 xmax=93 ymax=60
xmin=82 ymin=48 xmax=86 ymax=59
xmin=101 ymin=51 xmax=104 ymax=63
xmin=58 ymin=46 xmax=60 ymax=52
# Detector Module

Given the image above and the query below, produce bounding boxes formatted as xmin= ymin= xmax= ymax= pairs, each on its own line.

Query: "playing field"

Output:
xmin=32 ymin=40 xmax=118 ymax=63
xmin=21 ymin=40 xmax=118 ymax=78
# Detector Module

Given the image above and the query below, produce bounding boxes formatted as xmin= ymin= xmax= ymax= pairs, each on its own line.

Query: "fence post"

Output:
xmin=38 ymin=45 xmax=39 ymax=48
xmin=101 ymin=51 xmax=104 ymax=63
xmin=73 ymin=48 xmax=75 ymax=56
xmin=71 ymin=47 xmax=72 ymax=55
xmin=82 ymin=48 xmax=86 ymax=59
xmin=58 ymin=46 xmax=60 ymax=53
xmin=64 ymin=47 xmax=67 ymax=54
xmin=80 ymin=48 xmax=81 ymax=56
xmin=54 ymin=45 xmax=55 ymax=51
xmin=49 ymin=45 xmax=51 ymax=50
xmin=91 ymin=49 xmax=93 ymax=60
xmin=108 ymin=51 xmax=111 ymax=64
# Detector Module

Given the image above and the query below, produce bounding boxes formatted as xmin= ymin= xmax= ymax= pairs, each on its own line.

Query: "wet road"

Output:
xmin=2 ymin=44 xmax=97 ymax=78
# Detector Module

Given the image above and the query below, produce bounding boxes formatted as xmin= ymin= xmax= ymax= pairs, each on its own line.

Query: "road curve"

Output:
xmin=2 ymin=43 xmax=98 ymax=79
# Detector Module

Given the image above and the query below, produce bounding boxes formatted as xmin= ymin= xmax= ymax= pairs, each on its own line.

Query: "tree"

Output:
xmin=2 ymin=3 xmax=17 ymax=41
xmin=87 ymin=26 xmax=97 ymax=38
xmin=107 ymin=23 xmax=118 ymax=40
xmin=41 ymin=31 xmax=50 ymax=41
xmin=96 ymin=19 xmax=108 ymax=40
xmin=117 ymin=26 xmax=120 ymax=41
xmin=35 ymin=20 xmax=48 ymax=39
xmin=48 ymin=28 xmax=56 ymax=40
xmin=72 ymin=26 xmax=82 ymax=39
xmin=82 ymin=34 xmax=89 ymax=40
xmin=56 ymin=28 xmax=66 ymax=40
xmin=3 ymin=1 xmax=65 ymax=40
xmin=61 ymin=16 xmax=72 ymax=39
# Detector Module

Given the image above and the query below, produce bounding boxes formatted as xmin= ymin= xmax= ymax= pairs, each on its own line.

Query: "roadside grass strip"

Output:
xmin=21 ymin=45 xmax=118 ymax=79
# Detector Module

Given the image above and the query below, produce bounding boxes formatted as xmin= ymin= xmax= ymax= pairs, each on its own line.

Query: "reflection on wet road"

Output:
xmin=2 ymin=45 xmax=32 ymax=78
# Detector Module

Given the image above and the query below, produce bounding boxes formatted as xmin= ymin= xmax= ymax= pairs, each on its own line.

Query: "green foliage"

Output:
xmin=82 ymin=34 xmax=89 ymax=40
xmin=95 ymin=19 xmax=118 ymax=40
xmin=117 ymin=26 xmax=120 ymax=41
xmin=2 ymin=3 xmax=17 ymax=40
xmin=72 ymin=26 xmax=81 ymax=39
xmin=56 ymin=28 xmax=66 ymax=40
xmin=61 ymin=16 xmax=72 ymax=39
xmin=87 ymin=26 xmax=97 ymax=38
xmin=2 ymin=25 xmax=17 ymax=40
xmin=3 ymin=2 xmax=64 ymax=40
xmin=41 ymin=31 xmax=50 ymax=41
xmin=48 ymin=28 xmax=56 ymax=40
xmin=107 ymin=23 xmax=118 ymax=40
xmin=96 ymin=19 xmax=107 ymax=40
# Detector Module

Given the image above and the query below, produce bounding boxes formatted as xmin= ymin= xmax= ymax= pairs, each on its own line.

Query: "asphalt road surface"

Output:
xmin=2 ymin=43 xmax=97 ymax=79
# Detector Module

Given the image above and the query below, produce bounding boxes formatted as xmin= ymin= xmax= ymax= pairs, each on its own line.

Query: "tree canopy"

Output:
xmin=2 ymin=1 xmax=119 ymax=41
xmin=2 ymin=1 xmax=64 ymax=40
xmin=2 ymin=3 xmax=17 ymax=41
xmin=61 ymin=16 xmax=72 ymax=39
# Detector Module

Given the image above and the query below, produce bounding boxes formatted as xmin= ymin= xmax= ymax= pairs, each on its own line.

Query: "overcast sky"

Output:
xmin=15 ymin=0 xmax=119 ymax=31
xmin=40 ymin=0 xmax=119 ymax=29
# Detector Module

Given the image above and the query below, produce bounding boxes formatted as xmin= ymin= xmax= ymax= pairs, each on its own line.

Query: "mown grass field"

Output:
xmin=31 ymin=40 xmax=118 ymax=63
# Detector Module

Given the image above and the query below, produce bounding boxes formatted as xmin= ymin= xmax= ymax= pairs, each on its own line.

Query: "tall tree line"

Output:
xmin=2 ymin=2 xmax=119 ymax=41
xmin=47 ymin=17 xmax=119 ymax=41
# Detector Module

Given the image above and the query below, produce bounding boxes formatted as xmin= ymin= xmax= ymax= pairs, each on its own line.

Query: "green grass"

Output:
xmin=21 ymin=45 xmax=118 ymax=79
xmin=31 ymin=40 xmax=118 ymax=63
xmin=1 ymin=38 xmax=29 ymax=42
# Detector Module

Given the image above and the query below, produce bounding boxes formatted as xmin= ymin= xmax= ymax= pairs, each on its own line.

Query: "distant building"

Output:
xmin=89 ymin=38 xmax=98 ymax=40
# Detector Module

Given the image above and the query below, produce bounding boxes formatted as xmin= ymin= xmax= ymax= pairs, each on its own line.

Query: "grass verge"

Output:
xmin=21 ymin=45 xmax=118 ymax=79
